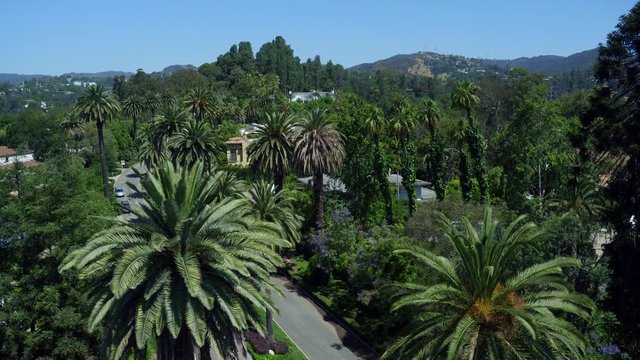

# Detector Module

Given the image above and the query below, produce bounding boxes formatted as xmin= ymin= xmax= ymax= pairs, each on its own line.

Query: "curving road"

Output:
xmin=114 ymin=165 xmax=374 ymax=360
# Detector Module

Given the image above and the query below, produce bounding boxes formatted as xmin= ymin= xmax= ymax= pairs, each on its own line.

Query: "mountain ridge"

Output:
xmin=349 ymin=48 xmax=598 ymax=76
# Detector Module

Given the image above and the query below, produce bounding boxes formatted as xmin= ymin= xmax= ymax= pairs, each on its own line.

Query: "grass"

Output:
xmin=246 ymin=308 xmax=308 ymax=360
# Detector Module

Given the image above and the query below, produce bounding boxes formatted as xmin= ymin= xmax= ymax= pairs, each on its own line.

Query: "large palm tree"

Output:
xmin=184 ymin=88 xmax=214 ymax=122
xmin=75 ymin=84 xmax=121 ymax=197
xmin=169 ymin=120 xmax=224 ymax=169
xmin=249 ymin=112 xmax=297 ymax=192
xmin=244 ymin=181 xmax=302 ymax=342
xmin=61 ymin=161 xmax=290 ymax=360
xmin=383 ymin=208 xmax=593 ymax=360
xmin=122 ymin=95 xmax=146 ymax=140
xmin=293 ymin=108 xmax=345 ymax=230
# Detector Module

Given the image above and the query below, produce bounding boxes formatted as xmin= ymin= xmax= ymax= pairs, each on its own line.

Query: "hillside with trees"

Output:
xmin=1 ymin=4 xmax=640 ymax=359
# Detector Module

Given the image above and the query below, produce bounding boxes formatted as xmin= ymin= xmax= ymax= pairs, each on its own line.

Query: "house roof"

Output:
xmin=224 ymin=137 xmax=254 ymax=145
xmin=387 ymin=173 xmax=432 ymax=187
xmin=0 ymin=146 xmax=17 ymax=157
xmin=0 ymin=160 xmax=40 ymax=168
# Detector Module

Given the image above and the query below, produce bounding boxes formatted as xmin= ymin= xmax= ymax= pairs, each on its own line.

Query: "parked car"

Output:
xmin=115 ymin=187 xmax=125 ymax=197
xmin=120 ymin=200 xmax=132 ymax=213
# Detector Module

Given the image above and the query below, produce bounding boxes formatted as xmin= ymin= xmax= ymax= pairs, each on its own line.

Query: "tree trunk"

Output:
xmin=274 ymin=163 xmax=284 ymax=193
xmin=132 ymin=114 xmax=138 ymax=141
xmin=266 ymin=306 xmax=275 ymax=342
xmin=313 ymin=169 xmax=324 ymax=230
xmin=97 ymin=121 xmax=111 ymax=198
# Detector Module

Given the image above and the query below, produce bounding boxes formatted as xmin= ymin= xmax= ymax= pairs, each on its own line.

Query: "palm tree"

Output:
xmin=75 ymin=84 xmax=121 ymax=197
xmin=294 ymin=108 xmax=345 ymax=230
xmin=391 ymin=101 xmax=418 ymax=215
xmin=451 ymin=80 xmax=480 ymax=123
xmin=145 ymin=92 xmax=162 ymax=118
xmin=138 ymin=135 xmax=169 ymax=170
xmin=60 ymin=161 xmax=290 ymax=359
xmin=184 ymin=88 xmax=214 ymax=122
xmin=383 ymin=208 xmax=593 ymax=360
xmin=417 ymin=98 xmax=441 ymax=140
xmin=550 ymin=174 xmax=604 ymax=257
xmin=245 ymin=181 xmax=302 ymax=342
xmin=122 ymin=95 xmax=146 ymax=140
xmin=451 ymin=81 xmax=487 ymax=202
xmin=169 ymin=120 xmax=224 ymax=169
xmin=249 ymin=112 xmax=297 ymax=192
xmin=417 ymin=99 xmax=445 ymax=200
xmin=60 ymin=112 xmax=86 ymax=153
xmin=150 ymin=104 xmax=189 ymax=153
xmin=365 ymin=110 xmax=394 ymax=224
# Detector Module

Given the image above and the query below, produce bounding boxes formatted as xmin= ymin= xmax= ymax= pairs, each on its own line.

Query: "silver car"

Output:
xmin=115 ymin=187 xmax=125 ymax=197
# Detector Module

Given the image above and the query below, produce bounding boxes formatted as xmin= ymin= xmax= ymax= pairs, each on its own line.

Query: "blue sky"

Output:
xmin=0 ymin=0 xmax=636 ymax=74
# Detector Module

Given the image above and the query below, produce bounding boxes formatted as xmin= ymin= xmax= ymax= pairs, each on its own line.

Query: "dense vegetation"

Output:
xmin=2 ymin=4 xmax=640 ymax=359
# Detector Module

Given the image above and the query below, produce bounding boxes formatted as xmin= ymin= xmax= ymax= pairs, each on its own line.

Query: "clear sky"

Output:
xmin=0 ymin=0 xmax=636 ymax=75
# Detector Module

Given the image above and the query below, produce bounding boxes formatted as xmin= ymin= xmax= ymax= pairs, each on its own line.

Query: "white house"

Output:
xmin=0 ymin=146 xmax=35 ymax=167
xmin=289 ymin=90 xmax=335 ymax=102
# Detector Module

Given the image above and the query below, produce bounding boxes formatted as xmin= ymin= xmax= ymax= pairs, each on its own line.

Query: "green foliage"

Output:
xmin=61 ymin=161 xmax=292 ymax=358
xmin=384 ymin=208 xmax=594 ymax=360
xmin=0 ymin=156 xmax=114 ymax=359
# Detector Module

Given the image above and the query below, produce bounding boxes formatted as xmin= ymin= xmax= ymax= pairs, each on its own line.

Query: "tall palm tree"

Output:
xmin=391 ymin=101 xmax=418 ymax=215
xmin=75 ymin=84 xmax=121 ymax=197
xmin=451 ymin=81 xmax=488 ymax=202
xmin=169 ymin=120 xmax=224 ymax=169
xmin=150 ymin=104 xmax=189 ymax=153
xmin=451 ymin=80 xmax=480 ymax=123
xmin=60 ymin=112 xmax=86 ymax=153
xmin=383 ymin=208 xmax=593 ymax=360
xmin=294 ymin=108 xmax=345 ymax=230
xmin=249 ymin=112 xmax=297 ymax=192
xmin=122 ymin=95 xmax=146 ymax=140
xmin=417 ymin=99 xmax=446 ymax=200
xmin=184 ymin=88 xmax=214 ymax=122
xmin=60 ymin=161 xmax=290 ymax=360
xmin=365 ymin=110 xmax=394 ymax=224
xmin=145 ymin=92 xmax=162 ymax=118
xmin=417 ymin=98 xmax=441 ymax=140
xmin=245 ymin=180 xmax=302 ymax=342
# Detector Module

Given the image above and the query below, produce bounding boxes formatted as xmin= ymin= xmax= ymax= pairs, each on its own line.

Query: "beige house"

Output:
xmin=224 ymin=137 xmax=254 ymax=167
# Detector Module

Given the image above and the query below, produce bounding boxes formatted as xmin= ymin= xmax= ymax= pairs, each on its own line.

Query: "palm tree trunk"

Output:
xmin=132 ymin=114 xmax=138 ymax=140
xmin=274 ymin=163 xmax=284 ymax=193
xmin=266 ymin=304 xmax=275 ymax=342
xmin=313 ymin=169 xmax=325 ymax=230
xmin=97 ymin=121 xmax=111 ymax=198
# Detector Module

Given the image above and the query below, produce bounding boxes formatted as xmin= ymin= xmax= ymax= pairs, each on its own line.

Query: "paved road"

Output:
xmin=272 ymin=276 xmax=374 ymax=360
xmin=115 ymin=165 xmax=372 ymax=360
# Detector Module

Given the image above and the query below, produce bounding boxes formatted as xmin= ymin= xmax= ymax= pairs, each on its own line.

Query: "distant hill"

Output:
xmin=349 ymin=48 xmax=599 ymax=77
xmin=62 ymin=71 xmax=133 ymax=79
xmin=159 ymin=64 xmax=196 ymax=76
xmin=0 ymin=73 xmax=49 ymax=84
xmin=481 ymin=49 xmax=598 ymax=75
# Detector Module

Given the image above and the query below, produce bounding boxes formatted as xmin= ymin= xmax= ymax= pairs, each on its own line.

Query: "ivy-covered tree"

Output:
xmin=587 ymin=3 xmax=640 ymax=355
